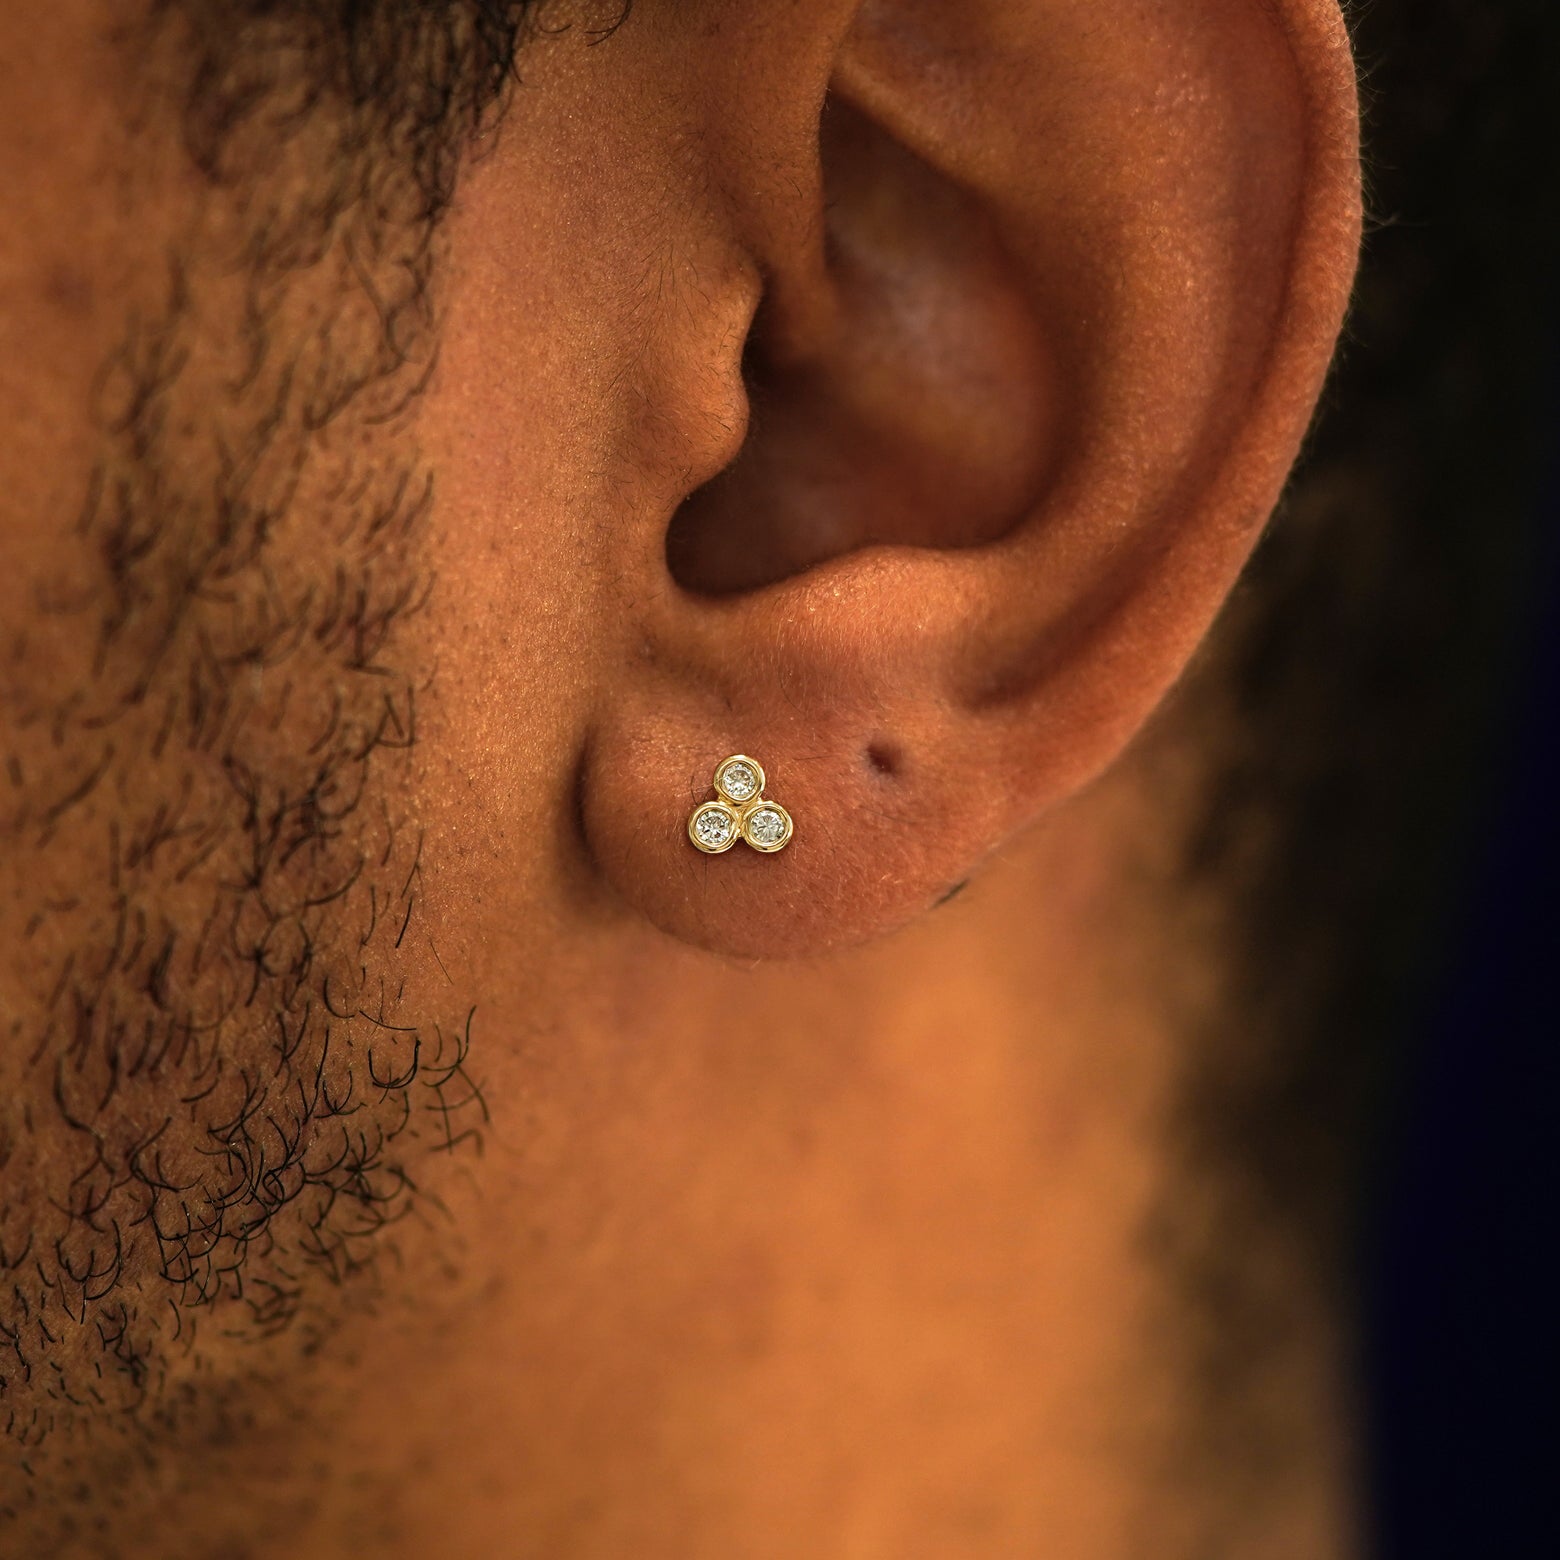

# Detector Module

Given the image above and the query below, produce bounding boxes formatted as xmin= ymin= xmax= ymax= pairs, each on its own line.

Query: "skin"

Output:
xmin=0 ymin=1 xmax=1361 ymax=1556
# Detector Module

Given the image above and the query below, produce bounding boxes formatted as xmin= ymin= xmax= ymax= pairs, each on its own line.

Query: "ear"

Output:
xmin=581 ymin=0 xmax=1361 ymax=959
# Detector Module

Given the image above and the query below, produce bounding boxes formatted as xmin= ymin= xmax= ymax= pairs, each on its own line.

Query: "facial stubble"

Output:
xmin=0 ymin=0 xmax=547 ymax=1483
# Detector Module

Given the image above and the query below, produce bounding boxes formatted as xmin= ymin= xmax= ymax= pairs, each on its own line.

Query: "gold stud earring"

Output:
xmin=687 ymin=754 xmax=794 ymax=855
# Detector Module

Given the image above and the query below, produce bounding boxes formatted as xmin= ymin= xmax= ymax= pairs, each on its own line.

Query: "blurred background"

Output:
xmin=1255 ymin=2 xmax=1560 ymax=1553
xmin=1170 ymin=2 xmax=1557 ymax=1554
xmin=1363 ymin=441 xmax=1560 ymax=1560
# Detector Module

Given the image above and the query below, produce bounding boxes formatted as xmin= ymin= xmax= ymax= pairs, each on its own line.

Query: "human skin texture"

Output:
xmin=0 ymin=2 xmax=1361 ymax=1556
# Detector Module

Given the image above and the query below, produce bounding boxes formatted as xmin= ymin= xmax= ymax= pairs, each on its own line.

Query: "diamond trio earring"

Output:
xmin=687 ymin=754 xmax=794 ymax=855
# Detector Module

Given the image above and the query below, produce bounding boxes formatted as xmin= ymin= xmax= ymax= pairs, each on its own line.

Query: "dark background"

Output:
xmin=1180 ymin=2 xmax=1559 ymax=1552
xmin=1345 ymin=3 xmax=1560 ymax=1553
xmin=1363 ymin=424 xmax=1560 ymax=1556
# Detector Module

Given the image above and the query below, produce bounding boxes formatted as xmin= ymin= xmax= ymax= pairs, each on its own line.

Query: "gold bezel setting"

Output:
xmin=688 ymin=755 xmax=793 ymax=855
xmin=739 ymin=800 xmax=793 ymax=853
xmin=713 ymin=755 xmax=765 ymax=806
xmin=688 ymin=800 xmax=741 ymax=854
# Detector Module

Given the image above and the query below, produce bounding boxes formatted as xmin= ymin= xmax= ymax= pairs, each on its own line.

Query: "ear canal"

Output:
xmin=665 ymin=93 xmax=1060 ymax=597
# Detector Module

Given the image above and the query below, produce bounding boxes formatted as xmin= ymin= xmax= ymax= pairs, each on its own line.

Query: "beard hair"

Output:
xmin=0 ymin=0 xmax=563 ymax=1495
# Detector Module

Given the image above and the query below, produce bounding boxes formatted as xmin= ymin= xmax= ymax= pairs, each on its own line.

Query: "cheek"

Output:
xmin=0 ymin=11 xmax=189 ymax=663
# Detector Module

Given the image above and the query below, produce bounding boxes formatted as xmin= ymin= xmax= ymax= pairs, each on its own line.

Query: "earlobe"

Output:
xmin=581 ymin=0 xmax=1361 ymax=960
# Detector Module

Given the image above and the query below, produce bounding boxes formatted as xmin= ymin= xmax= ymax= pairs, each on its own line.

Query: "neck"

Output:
xmin=35 ymin=733 xmax=1355 ymax=1560
xmin=289 ymin=735 xmax=1354 ymax=1557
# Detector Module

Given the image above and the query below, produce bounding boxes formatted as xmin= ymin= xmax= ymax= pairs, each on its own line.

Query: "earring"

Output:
xmin=687 ymin=754 xmax=794 ymax=855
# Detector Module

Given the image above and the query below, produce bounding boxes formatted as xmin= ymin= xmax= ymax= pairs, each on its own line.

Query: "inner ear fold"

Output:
xmin=664 ymin=91 xmax=1060 ymax=597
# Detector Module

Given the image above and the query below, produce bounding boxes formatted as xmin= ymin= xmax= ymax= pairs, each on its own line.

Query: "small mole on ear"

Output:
xmin=865 ymin=741 xmax=901 ymax=779
xmin=935 ymin=879 xmax=970 ymax=909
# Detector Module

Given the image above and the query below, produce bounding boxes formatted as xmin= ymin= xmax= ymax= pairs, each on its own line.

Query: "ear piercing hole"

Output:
xmin=865 ymin=741 xmax=902 ymax=778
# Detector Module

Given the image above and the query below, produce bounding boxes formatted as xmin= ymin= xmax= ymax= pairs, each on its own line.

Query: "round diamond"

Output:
xmin=719 ymin=761 xmax=759 ymax=802
xmin=692 ymin=805 xmax=735 ymax=850
xmin=744 ymin=806 xmax=788 ymax=849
